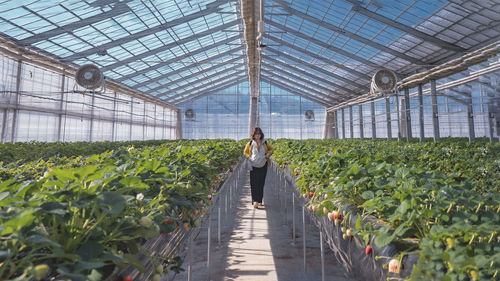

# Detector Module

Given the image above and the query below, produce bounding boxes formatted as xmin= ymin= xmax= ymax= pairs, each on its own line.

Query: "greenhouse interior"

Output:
xmin=0 ymin=0 xmax=499 ymax=280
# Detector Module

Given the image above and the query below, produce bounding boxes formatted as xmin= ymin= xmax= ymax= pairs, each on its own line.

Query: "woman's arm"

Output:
xmin=243 ymin=142 xmax=252 ymax=158
xmin=265 ymin=142 xmax=273 ymax=158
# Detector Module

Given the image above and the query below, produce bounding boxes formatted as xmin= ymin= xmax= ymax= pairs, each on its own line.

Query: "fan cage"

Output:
xmin=75 ymin=64 xmax=104 ymax=90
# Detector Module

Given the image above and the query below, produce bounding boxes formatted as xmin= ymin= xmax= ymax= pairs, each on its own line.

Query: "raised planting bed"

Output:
xmin=0 ymin=140 xmax=242 ymax=281
xmin=272 ymin=139 xmax=500 ymax=281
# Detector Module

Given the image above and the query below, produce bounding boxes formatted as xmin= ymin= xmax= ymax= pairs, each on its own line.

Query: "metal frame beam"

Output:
xmin=147 ymin=55 xmax=244 ymax=93
xmin=261 ymin=78 xmax=330 ymax=107
xmin=261 ymin=69 xmax=336 ymax=105
xmin=177 ymin=77 xmax=248 ymax=105
xmin=264 ymin=48 xmax=364 ymax=92
xmin=267 ymin=21 xmax=378 ymax=68
xmin=262 ymin=77 xmax=331 ymax=107
xmin=101 ymin=20 xmax=240 ymax=72
xmin=18 ymin=3 xmax=132 ymax=46
xmin=133 ymin=48 xmax=242 ymax=89
xmin=272 ymin=0 xmax=423 ymax=65
xmin=158 ymin=64 xmax=245 ymax=99
xmin=262 ymin=62 xmax=342 ymax=102
xmin=344 ymin=0 xmax=465 ymax=52
xmin=63 ymin=0 xmax=231 ymax=60
xmin=167 ymin=71 xmax=247 ymax=102
xmin=117 ymin=35 xmax=240 ymax=83
xmin=266 ymin=34 xmax=370 ymax=81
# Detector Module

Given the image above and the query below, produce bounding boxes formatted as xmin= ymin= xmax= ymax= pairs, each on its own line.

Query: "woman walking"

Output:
xmin=244 ymin=127 xmax=273 ymax=209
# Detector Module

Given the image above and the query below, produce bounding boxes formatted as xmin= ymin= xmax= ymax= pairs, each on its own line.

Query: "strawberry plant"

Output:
xmin=0 ymin=140 xmax=242 ymax=280
xmin=273 ymin=139 xmax=500 ymax=280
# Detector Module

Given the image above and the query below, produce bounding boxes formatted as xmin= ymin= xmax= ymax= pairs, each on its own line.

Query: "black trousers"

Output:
xmin=250 ymin=162 xmax=267 ymax=203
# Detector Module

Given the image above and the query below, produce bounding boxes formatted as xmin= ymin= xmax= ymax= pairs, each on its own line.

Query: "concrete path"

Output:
xmin=173 ymin=168 xmax=354 ymax=281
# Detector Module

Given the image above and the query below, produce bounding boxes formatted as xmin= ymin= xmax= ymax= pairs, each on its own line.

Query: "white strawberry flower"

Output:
xmin=136 ymin=193 xmax=144 ymax=201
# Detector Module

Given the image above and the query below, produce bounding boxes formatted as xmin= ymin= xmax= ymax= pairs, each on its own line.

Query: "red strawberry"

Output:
xmin=295 ymin=172 xmax=299 ymax=177
xmin=309 ymin=192 xmax=314 ymax=198
xmin=332 ymin=211 xmax=341 ymax=220
xmin=365 ymin=246 xmax=372 ymax=255
xmin=165 ymin=219 xmax=173 ymax=223
xmin=123 ymin=276 xmax=133 ymax=281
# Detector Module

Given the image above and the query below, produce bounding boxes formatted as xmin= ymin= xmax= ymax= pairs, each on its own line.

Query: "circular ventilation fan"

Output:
xmin=75 ymin=64 xmax=103 ymax=90
xmin=304 ymin=109 xmax=315 ymax=121
xmin=371 ymin=69 xmax=397 ymax=95
xmin=185 ymin=109 xmax=195 ymax=121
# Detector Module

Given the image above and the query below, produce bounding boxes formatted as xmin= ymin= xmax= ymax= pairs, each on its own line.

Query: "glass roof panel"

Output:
xmin=2 ymin=0 xmax=497 ymax=105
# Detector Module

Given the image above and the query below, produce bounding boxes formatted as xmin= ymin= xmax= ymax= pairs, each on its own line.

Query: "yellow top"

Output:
xmin=244 ymin=140 xmax=274 ymax=165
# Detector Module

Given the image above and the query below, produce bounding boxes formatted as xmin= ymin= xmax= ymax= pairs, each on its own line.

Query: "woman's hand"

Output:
xmin=265 ymin=153 xmax=272 ymax=159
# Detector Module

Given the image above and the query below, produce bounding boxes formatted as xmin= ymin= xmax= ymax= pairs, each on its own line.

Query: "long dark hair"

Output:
xmin=251 ymin=127 xmax=264 ymax=140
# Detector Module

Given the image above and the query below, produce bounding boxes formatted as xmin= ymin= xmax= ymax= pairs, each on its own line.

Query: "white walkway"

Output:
xmin=173 ymin=168 xmax=354 ymax=281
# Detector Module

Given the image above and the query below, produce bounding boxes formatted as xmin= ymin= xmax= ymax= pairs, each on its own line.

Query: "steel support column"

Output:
xmin=404 ymin=88 xmax=412 ymax=141
xmin=430 ymin=80 xmax=440 ymax=141
xmin=349 ymin=106 xmax=353 ymax=139
xmin=249 ymin=97 xmax=259 ymax=135
xmin=57 ymin=72 xmax=65 ymax=142
xmin=10 ymin=59 xmax=22 ymax=143
xmin=176 ymin=110 xmax=182 ymax=139
xmin=386 ymin=97 xmax=392 ymax=141
xmin=467 ymin=98 xmax=476 ymax=142
xmin=129 ymin=98 xmax=133 ymax=141
xmin=111 ymin=92 xmax=117 ymax=142
xmin=418 ymin=84 xmax=425 ymax=142
xmin=371 ymin=101 xmax=376 ymax=140
xmin=89 ymin=93 xmax=95 ymax=142
xmin=395 ymin=92 xmax=401 ymax=141
xmin=334 ymin=111 xmax=338 ymax=139
xmin=341 ymin=108 xmax=345 ymax=139
xmin=359 ymin=104 xmax=364 ymax=139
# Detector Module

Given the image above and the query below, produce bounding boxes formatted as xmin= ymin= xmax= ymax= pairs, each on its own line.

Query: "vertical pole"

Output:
xmin=320 ymin=231 xmax=325 ymax=281
xmin=129 ymin=98 xmax=133 ymax=141
xmin=418 ymin=84 xmax=424 ymax=142
xmin=218 ymin=207 xmax=221 ymax=246
xmin=341 ymin=108 xmax=345 ymax=139
xmin=349 ymin=106 xmax=353 ymax=139
xmin=176 ymin=109 xmax=182 ymax=139
xmin=10 ymin=59 xmax=22 ymax=143
xmin=489 ymin=110 xmax=495 ymax=142
xmin=162 ymin=107 xmax=166 ymax=140
xmin=430 ymin=80 xmax=440 ymax=141
xmin=111 ymin=92 xmax=117 ymax=141
xmin=1 ymin=106 xmax=7 ymax=143
xmin=292 ymin=193 xmax=296 ymax=244
xmin=142 ymin=102 xmax=146 ymax=140
xmin=225 ymin=193 xmax=228 ymax=216
xmin=207 ymin=213 xmax=211 ymax=280
xmin=89 ymin=93 xmax=95 ymax=142
xmin=303 ymin=205 xmax=306 ymax=272
xmin=229 ymin=183 xmax=232 ymax=210
xmin=359 ymin=104 xmax=364 ymax=139
xmin=187 ymin=231 xmax=193 ymax=281
xmin=404 ymin=88 xmax=412 ymax=141
xmin=57 ymin=72 xmax=65 ymax=142
xmin=333 ymin=111 xmax=338 ymax=139
xmin=371 ymin=101 xmax=376 ymax=140
xmin=385 ymin=97 xmax=392 ymax=141
xmin=483 ymin=80 xmax=496 ymax=142
xmin=395 ymin=92 xmax=401 ymax=141
xmin=467 ymin=98 xmax=475 ymax=141
xmin=249 ymin=96 xmax=258 ymax=136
